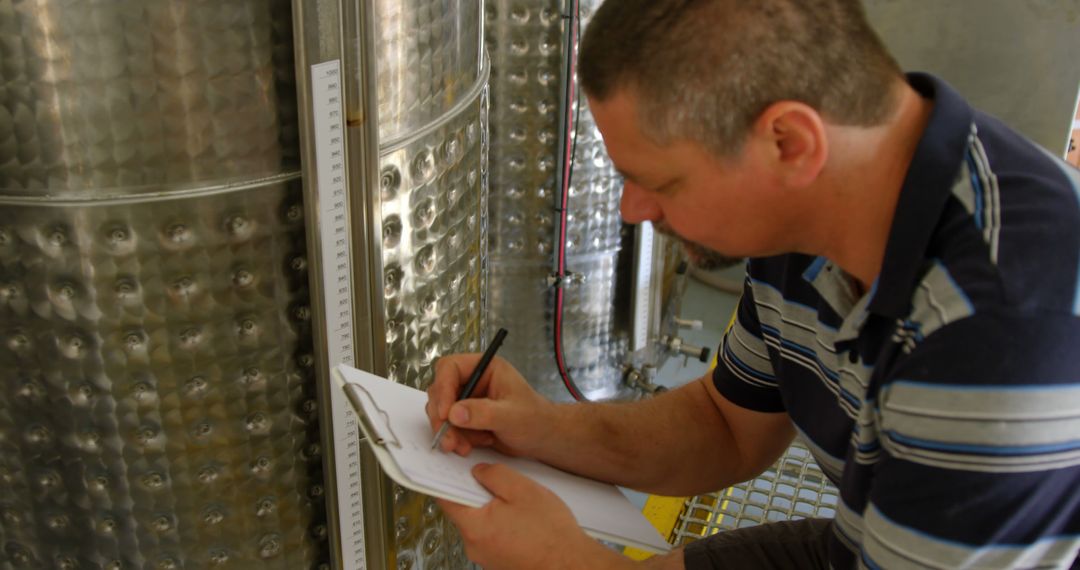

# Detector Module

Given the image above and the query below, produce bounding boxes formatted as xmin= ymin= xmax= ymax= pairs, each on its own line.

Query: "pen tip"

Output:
xmin=430 ymin=423 xmax=449 ymax=451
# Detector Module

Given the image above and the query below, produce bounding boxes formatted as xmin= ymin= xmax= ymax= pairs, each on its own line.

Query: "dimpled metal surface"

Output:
xmin=0 ymin=182 xmax=327 ymax=568
xmin=0 ymin=0 xmax=487 ymax=566
xmin=390 ymin=484 xmax=471 ymax=570
xmin=486 ymin=0 xmax=635 ymax=401
xmin=0 ymin=0 xmax=328 ymax=567
xmin=376 ymin=64 xmax=488 ymax=570
xmin=0 ymin=0 xmax=299 ymax=198
xmin=379 ymin=86 xmax=488 ymax=392
xmin=374 ymin=0 xmax=482 ymax=143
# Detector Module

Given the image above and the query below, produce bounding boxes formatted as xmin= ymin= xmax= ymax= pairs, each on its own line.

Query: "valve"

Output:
xmin=660 ymin=335 xmax=711 ymax=364
xmin=674 ymin=318 xmax=703 ymax=331
xmin=546 ymin=271 xmax=586 ymax=288
xmin=624 ymin=365 xmax=665 ymax=394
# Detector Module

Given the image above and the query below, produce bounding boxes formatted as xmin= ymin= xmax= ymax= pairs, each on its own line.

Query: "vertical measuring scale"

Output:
xmin=631 ymin=223 xmax=657 ymax=352
xmin=311 ymin=60 xmax=366 ymax=569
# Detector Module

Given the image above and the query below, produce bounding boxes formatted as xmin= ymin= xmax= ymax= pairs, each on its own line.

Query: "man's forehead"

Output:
xmin=588 ymin=91 xmax=654 ymax=159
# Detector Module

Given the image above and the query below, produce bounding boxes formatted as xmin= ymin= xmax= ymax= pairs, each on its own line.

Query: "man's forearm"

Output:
xmin=528 ymin=377 xmax=754 ymax=495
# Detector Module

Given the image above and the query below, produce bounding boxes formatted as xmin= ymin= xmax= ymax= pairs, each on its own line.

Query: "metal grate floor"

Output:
xmin=670 ymin=442 xmax=839 ymax=546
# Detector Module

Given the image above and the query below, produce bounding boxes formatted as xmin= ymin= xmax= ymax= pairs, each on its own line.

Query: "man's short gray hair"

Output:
xmin=579 ymin=0 xmax=903 ymax=156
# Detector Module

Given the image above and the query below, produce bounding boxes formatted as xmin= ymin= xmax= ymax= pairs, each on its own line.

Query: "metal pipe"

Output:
xmin=551 ymin=0 xmax=578 ymax=276
xmin=343 ymin=0 xmax=394 ymax=565
xmin=344 ymin=0 xmax=385 ymax=378
xmin=291 ymin=0 xmax=366 ymax=566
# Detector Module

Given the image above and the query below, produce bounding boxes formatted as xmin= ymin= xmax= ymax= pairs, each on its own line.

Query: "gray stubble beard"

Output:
xmin=652 ymin=221 xmax=744 ymax=271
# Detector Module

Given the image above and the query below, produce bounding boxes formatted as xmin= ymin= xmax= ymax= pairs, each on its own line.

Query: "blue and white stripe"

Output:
xmin=750 ymin=279 xmax=863 ymax=419
xmin=861 ymin=504 xmax=1080 ymax=569
xmin=878 ymin=381 xmax=1080 ymax=473
xmin=720 ymin=325 xmax=777 ymax=389
xmin=850 ymin=400 xmax=882 ymax=465
xmin=901 ymin=260 xmax=975 ymax=352
xmin=959 ymin=124 xmax=1003 ymax=264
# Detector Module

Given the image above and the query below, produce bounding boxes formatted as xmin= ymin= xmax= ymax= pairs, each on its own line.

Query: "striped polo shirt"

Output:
xmin=713 ymin=73 xmax=1080 ymax=568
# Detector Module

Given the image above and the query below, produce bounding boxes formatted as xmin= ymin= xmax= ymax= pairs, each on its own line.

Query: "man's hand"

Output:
xmin=438 ymin=463 xmax=630 ymax=570
xmin=426 ymin=354 xmax=555 ymax=457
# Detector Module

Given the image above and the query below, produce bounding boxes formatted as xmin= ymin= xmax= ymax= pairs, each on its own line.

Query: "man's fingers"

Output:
xmin=468 ymin=431 xmax=496 ymax=448
xmin=448 ymin=398 xmax=506 ymax=432
xmin=435 ymin=425 xmax=495 ymax=455
xmin=440 ymin=428 xmax=496 ymax=456
xmin=428 ymin=356 xmax=472 ymax=432
xmin=471 ymin=463 xmax=544 ymax=503
xmin=428 ymin=354 xmax=521 ymax=456
xmin=435 ymin=497 xmax=475 ymax=525
xmin=430 ymin=357 xmax=463 ymax=408
xmin=430 ymin=354 xmax=484 ymax=417
xmin=429 ymin=355 xmax=518 ymax=428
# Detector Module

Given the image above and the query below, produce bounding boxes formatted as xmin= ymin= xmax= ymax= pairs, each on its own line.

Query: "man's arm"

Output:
xmin=446 ymin=370 xmax=795 ymax=496
xmin=432 ymin=277 xmax=792 ymax=495
xmin=544 ymin=375 xmax=794 ymax=495
xmin=432 ymin=376 xmax=788 ymax=570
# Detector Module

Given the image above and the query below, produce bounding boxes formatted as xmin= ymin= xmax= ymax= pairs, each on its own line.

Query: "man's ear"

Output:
xmin=752 ymin=101 xmax=828 ymax=189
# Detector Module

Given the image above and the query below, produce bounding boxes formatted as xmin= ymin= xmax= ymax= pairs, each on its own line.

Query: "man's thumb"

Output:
xmin=449 ymin=399 xmax=501 ymax=431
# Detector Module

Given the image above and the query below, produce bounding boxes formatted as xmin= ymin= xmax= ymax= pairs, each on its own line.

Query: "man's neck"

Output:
xmin=810 ymin=82 xmax=935 ymax=290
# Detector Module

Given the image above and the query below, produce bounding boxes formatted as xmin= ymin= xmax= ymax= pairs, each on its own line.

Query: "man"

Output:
xmin=426 ymin=0 xmax=1080 ymax=567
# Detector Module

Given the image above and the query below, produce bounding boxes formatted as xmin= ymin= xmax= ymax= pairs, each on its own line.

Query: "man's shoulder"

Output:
xmin=968 ymin=110 xmax=1080 ymax=217
xmin=928 ymin=111 xmax=1080 ymax=319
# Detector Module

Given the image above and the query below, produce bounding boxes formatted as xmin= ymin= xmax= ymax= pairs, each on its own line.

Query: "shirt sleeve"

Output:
xmin=856 ymin=311 xmax=1080 ymax=568
xmin=711 ymin=277 xmax=785 ymax=413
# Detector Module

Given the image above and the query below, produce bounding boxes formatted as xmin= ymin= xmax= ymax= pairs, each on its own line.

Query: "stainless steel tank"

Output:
xmin=369 ymin=3 xmax=487 ymax=567
xmin=0 ymin=1 xmax=326 ymax=568
xmin=2 ymin=0 xmax=673 ymax=565
xmin=485 ymin=0 xmax=684 ymax=402
xmin=375 ymin=0 xmax=487 ymax=392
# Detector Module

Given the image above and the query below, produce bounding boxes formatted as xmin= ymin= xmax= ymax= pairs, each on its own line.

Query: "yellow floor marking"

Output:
xmin=623 ymin=495 xmax=688 ymax=560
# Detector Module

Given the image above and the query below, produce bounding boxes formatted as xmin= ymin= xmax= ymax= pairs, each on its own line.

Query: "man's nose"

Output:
xmin=619 ymin=180 xmax=662 ymax=224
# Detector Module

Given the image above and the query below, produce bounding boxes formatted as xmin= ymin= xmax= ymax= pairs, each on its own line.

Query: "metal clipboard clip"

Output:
xmin=343 ymin=381 xmax=402 ymax=449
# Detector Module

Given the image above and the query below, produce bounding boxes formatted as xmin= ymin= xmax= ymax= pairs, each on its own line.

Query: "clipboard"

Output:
xmin=332 ymin=363 xmax=672 ymax=555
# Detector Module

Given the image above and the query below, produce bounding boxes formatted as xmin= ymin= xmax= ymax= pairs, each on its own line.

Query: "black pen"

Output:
xmin=430 ymin=328 xmax=509 ymax=450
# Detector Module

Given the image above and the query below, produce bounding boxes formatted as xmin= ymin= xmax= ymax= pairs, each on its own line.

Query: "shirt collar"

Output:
xmin=866 ymin=72 xmax=974 ymax=319
xmin=803 ymin=255 xmax=872 ymax=343
xmin=802 ymin=73 xmax=974 ymax=336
